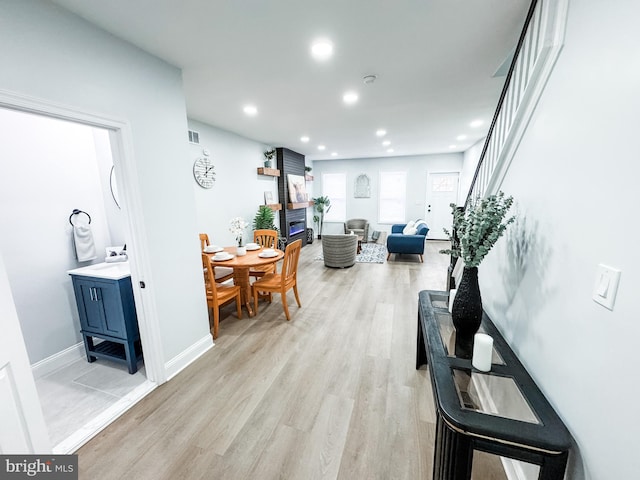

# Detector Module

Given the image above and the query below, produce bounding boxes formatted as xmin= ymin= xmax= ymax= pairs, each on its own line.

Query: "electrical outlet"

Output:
xmin=592 ymin=264 xmax=621 ymax=311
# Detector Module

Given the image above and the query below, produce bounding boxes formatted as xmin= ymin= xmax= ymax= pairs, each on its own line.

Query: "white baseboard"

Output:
xmin=31 ymin=342 xmax=85 ymax=380
xmin=52 ymin=380 xmax=156 ymax=454
xmin=164 ymin=334 xmax=214 ymax=381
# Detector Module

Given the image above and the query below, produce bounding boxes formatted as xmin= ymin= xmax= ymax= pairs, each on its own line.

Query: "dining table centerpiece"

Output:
xmin=440 ymin=191 xmax=515 ymax=340
xmin=229 ymin=216 xmax=248 ymax=256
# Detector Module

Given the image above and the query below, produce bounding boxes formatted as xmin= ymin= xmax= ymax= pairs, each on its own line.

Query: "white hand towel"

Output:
xmin=73 ymin=224 xmax=97 ymax=262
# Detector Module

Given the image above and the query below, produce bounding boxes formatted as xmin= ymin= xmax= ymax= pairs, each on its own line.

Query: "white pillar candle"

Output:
xmin=472 ymin=333 xmax=493 ymax=372
xmin=448 ymin=289 xmax=457 ymax=313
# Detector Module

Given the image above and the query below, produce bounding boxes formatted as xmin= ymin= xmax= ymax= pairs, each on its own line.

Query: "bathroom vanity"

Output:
xmin=68 ymin=262 xmax=142 ymax=374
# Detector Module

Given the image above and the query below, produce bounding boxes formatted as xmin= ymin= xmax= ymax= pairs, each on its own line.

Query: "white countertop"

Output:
xmin=67 ymin=261 xmax=131 ymax=280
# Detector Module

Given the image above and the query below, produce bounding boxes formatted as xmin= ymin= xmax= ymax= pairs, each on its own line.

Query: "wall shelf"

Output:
xmin=288 ymin=201 xmax=313 ymax=210
xmin=257 ymin=167 xmax=280 ymax=177
xmin=265 ymin=203 xmax=282 ymax=211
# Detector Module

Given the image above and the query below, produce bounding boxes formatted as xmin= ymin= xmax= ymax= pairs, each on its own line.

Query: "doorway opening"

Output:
xmin=425 ymin=172 xmax=460 ymax=240
xmin=0 ymin=104 xmax=159 ymax=453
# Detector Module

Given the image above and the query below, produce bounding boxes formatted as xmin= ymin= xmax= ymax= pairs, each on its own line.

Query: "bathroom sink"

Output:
xmin=67 ymin=261 xmax=131 ymax=280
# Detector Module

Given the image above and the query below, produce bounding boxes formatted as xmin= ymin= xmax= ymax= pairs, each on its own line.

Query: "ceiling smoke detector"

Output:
xmin=363 ymin=74 xmax=377 ymax=85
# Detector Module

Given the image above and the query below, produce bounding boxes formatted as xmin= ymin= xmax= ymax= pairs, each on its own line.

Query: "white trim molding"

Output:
xmin=31 ymin=343 xmax=85 ymax=380
xmin=165 ymin=335 xmax=214 ymax=381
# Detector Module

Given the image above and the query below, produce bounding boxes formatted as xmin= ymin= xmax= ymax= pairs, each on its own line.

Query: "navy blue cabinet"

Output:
xmin=71 ymin=275 xmax=142 ymax=374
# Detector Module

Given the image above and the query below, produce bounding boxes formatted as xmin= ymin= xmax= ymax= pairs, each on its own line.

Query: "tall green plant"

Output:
xmin=440 ymin=191 xmax=515 ymax=268
xmin=312 ymin=196 xmax=331 ymax=236
xmin=253 ymin=205 xmax=279 ymax=234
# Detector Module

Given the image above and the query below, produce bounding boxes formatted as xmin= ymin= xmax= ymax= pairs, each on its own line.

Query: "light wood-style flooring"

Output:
xmin=77 ymin=240 xmax=507 ymax=479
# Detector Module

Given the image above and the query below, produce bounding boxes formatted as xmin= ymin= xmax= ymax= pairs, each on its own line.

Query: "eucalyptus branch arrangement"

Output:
xmin=440 ymin=191 xmax=515 ymax=268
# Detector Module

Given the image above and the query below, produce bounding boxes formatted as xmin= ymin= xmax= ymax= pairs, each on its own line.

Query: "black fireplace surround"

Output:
xmin=277 ymin=147 xmax=308 ymax=246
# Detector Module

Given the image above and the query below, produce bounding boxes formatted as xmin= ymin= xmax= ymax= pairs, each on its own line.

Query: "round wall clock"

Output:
xmin=193 ymin=156 xmax=215 ymax=188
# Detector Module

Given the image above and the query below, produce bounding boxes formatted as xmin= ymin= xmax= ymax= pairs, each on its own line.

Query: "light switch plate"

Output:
xmin=592 ymin=264 xmax=621 ymax=310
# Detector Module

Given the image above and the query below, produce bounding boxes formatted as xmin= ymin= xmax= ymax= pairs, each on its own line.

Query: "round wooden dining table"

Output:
xmin=207 ymin=246 xmax=284 ymax=317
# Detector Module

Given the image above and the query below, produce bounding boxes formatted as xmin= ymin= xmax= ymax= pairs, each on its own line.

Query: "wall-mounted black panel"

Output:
xmin=277 ymin=148 xmax=307 ymax=247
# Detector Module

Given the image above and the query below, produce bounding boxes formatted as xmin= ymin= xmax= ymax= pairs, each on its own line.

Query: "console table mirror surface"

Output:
xmin=417 ymin=290 xmax=571 ymax=480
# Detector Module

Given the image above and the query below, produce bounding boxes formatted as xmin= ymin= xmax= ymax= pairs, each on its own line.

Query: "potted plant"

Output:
xmin=253 ymin=205 xmax=279 ymax=234
xmin=263 ymin=148 xmax=276 ymax=168
xmin=440 ymin=191 xmax=515 ymax=339
xmin=304 ymin=166 xmax=312 ymax=173
xmin=311 ymin=196 xmax=331 ymax=239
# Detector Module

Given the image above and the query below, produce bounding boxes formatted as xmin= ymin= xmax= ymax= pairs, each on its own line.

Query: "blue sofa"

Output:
xmin=386 ymin=220 xmax=429 ymax=262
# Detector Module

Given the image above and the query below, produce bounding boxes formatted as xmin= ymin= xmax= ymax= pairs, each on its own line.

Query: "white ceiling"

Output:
xmin=51 ymin=0 xmax=530 ymax=161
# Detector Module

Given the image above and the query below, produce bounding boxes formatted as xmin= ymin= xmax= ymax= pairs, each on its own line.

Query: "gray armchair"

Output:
xmin=343 ymin=218 xmax=369 ymax=242
xmin=322 ymin=234 xmax=358 ymax=268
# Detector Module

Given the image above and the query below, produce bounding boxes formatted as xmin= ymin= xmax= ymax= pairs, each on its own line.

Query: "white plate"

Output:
xmin=212 ymin=254 xmax=234 ymax=261
xmin=204 ymin=246 xmax=223 ymax=253
xmin=246 ymin=245 xmax=260 ymax=251
xmin=258 ymin=252 xmax=278 ymax=258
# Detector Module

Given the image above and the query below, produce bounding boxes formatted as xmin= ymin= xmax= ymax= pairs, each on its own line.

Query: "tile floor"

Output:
xmin=35 ymin=356 xmax=148 ymax=449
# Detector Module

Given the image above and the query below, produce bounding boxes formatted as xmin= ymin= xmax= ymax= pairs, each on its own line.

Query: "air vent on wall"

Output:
xmin=188 ymin=130 xmax=200 ymax=144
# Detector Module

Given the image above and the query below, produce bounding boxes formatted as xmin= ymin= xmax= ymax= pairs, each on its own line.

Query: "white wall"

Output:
xmin=459 ymin=138 xmax=484 ymax=205
xmin=312 ymin=153 xmax=463 ymax=234
xmin=188 ymin=119 xmax=280 ymax=245
xmin=0 ymin=0 xmax=209 ymax=365
xmin=478 ymin=1 xmax=640 ymax=478
xmin=0 ymin=110 xmax=115 ymax=364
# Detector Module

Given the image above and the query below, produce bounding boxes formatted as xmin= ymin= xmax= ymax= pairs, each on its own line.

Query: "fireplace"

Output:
xmin=277 ymin=147 xmax=308 ymax=246
xmin=289 ymin=220 xmax=305 ymax=237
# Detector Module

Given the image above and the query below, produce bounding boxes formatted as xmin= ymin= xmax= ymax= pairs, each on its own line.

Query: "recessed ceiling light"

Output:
xmin=456 ymin=135 xmax=467 ymax=141
xmin=317 ymin=145 xmax=326 ymax=151
xmin=243 ymin=105 xmax=257 ymax=116
xmin=331 ymin=152 xmax=338 ymax=157
xmin=387 ymin=148 xmax=394 ymax=153
xmin=382 ymin=140 xmax=391 ymax=147
xmin=449 ymin=144 xmax=457 ymax=149
xmin=300 ymin=136 xmax=310 ymax=143
xmin=376 ymin=129 xmax=387 ymax=137
xmin=470 ymin=119 xmax=484 ymax=128
xmin=343 ymin=91 xmax=358 ymax=105
xmin=311 ymin=40 xmax=333 ymax=61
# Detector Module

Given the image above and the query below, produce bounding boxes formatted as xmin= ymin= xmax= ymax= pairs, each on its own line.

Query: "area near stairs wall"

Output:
xmin=476 ymin=1 xmax=640 ymax=478
xmin=0 ymin=0 xmax=210 ymax=367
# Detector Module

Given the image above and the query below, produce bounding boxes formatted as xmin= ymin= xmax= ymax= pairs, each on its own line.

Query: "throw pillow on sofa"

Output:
xmin=414 ymin=220 xmax=428 ymax=234
xmin=402 ymin=221 xmax=417 ymax=235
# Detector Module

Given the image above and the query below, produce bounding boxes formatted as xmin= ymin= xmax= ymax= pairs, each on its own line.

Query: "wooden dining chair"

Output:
xmin=199 ymin=233 xmax=233 ymax=282
xmin=201 ymin=253 xmax=242 ymax=339
xmin=249 ymin=229 xmax=279 ymax=280
xmin=251 ymin=239 xmax=302 ymax=321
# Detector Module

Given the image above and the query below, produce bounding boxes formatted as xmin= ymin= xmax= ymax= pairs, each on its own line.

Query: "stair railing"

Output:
xmin=465 ymin=0 xmax=569 ymax=206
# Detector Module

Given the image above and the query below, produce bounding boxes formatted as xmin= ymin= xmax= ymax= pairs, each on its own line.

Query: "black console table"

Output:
xmin=416 ymin=290 xmax=571 ymax=480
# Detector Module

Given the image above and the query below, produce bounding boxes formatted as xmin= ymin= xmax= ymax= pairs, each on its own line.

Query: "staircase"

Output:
xmin=465 ymin=0 xmax=569 ymax=205
xmin=449 ymin=0 xmax=569 ymax=290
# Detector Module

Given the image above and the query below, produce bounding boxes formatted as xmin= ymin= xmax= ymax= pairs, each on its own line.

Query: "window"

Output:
xmin=379 ymin=171 xmax=406 ymax=223
xmin=322 ymin=173 xmax=346 ymax=222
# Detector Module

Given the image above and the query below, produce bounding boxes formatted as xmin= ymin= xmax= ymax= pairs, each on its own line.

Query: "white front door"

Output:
xmin=425 ymin=172 xmax=460 ymax=240
xmin=0 ymin=252 xmax=51 ymax=454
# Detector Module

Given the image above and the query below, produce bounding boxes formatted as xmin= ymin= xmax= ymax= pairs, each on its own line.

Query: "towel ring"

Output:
xmin=69 ymin=209 xmax=91 ymax=226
